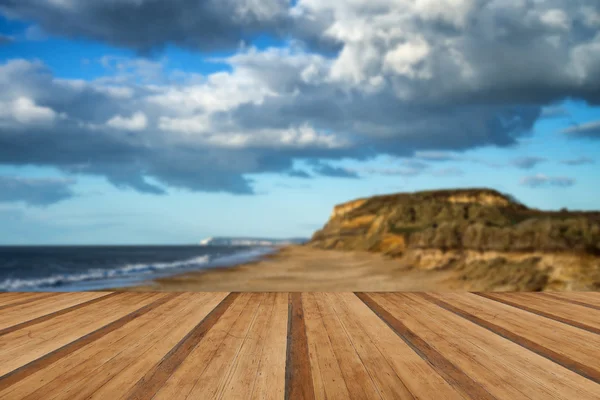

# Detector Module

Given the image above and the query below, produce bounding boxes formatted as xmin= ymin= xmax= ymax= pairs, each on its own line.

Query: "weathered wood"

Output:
xmin=124 ymin=292 xmax=238 ymax=400
xmin=357 ymin=293 xmax=496 ymax=400
xmin=0 ymin=293 xmax=176 ymax=391
xmin=0 ymin=291 xmax=597 ymax=399
xmin=285 ymin=293 xmax=315 ymax=400
xmin=0 ymin=292 xmax=119 ymax=336
xmin=478 ymin=292 xmax=600 ymax=334
xmin=422 ymin=292 xmax=600 ymax=384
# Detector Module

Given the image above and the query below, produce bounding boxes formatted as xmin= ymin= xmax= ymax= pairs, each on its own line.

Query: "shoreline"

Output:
xmin=117 ymin=245 xmax=472 ymax=292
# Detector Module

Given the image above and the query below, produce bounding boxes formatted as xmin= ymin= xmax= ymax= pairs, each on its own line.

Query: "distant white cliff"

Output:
xmin=199 ymin=237 xmax=307 ymax=246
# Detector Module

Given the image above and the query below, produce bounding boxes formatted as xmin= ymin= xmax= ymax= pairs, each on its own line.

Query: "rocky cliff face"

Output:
xmin=309 ymin=189 xmax=600 ymax=291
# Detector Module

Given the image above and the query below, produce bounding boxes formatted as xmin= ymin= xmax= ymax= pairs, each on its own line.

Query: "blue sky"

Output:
xmin=0 ymin=1 xmax=599 ymax=244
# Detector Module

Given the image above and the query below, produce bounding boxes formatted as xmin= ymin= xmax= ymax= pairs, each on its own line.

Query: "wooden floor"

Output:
xmin=0 ymin=292 xmax=599 ymax=399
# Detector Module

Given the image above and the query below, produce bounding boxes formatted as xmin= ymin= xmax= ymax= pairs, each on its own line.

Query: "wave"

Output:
xmin=0 ymin=255 xmax=210 ymax=291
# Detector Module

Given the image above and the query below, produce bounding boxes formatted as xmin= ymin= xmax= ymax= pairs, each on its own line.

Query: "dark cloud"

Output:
xmin=562 ymin=120 xmax=600 ymax=139
xmin=0 ymin=0 xmax=289 ymax=52
xmin=287 ymin=169 xmax=312 ymax=179
xmin=310 ymin=161 xmax=359 ymax=179
xmin=0 ymin=176 xmax=76 ymax=206
xmin=510 ymin=156 xmax=547 ymax=169
xmin=561 ymin=156 xmax=595 ymax=166
xmin=520 ymin=175 xmax=576 ymax=188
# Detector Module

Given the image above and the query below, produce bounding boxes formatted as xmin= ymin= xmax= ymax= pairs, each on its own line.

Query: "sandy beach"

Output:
xmin=122 ymin=245 xmax=473 ymax=292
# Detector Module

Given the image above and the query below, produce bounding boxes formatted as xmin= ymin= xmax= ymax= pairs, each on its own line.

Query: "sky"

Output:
xmin=0 ymin=0 xmax=599 ymax=245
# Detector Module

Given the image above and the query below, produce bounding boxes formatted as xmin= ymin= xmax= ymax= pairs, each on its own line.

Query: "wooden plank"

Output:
xmin=50 ymin=292 xmax=229 ymax=400
xmin=357 ymin=293 xmax=495 ymax=400
xmin=0 ymin=292 xmax=144 ymax=348
xmin=313 ymin=293 xmax=382 ymax=399
xmin=5 ymin=293 xmax=193 ymax=400
xmin=285 ymin=293 xmax=315 ymax=400
xmin=0 ymin=291 xmax=598 ymax=399
xmin=124 ymin=292 xmax=238 ymax=400
xmin=374 ymin=293 xmax=600 ymax=400
xmin=219 ymin=293 xmax=278 ymax=399
xmin=0 ymin=293 xmax=58 ymax=309
xmin=166 ymin=293 xmax=264 ymax=400
xmin=152 ymin=293 xmax=253 ymax=399
xmin=0 ymin=292 xmax=163 ymax=375
xmin=0 ymin=293 xmax=175 ymax=393
xmin=538 ymin=293 xmax=600 ymax=311
xmin=0 ymin=292 xmax=118 ymax=336
xmin=0 ymin=293 xmax=148 ymax=359
xmin=303 ymin=292 xmax=351 ymax=400
xmin=332 ymin=293 xmax=463 ymax=399
xmin=422 ymin=292 xmax=600 ymax=384
xmin=87 ymin=293 xmax=229 ymax=400
xmin=544 ymin=292 xmax=600 ymax=308
xmin=0 ymin=293 xmax=183 ymax=400
xmin=478 ymin=293 xmax=600 ymax=334
xmin=0 ymin=292 xmax=108 ymax=330
xmin=251 ymin=293 xmax=288 ymax=400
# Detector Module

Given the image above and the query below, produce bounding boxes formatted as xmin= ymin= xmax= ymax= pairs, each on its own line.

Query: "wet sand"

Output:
xmin=123 ymin=245 xmax=468 ymax=292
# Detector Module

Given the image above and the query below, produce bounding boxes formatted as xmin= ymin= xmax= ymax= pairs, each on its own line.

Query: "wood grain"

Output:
xmin=0 ymin=291 xmax=597 ymax=399
xmin=0 ymin=293 xmax=176 ymax=392
xmin=285 ymin=293 xmax=315 ymax=400
xmin=537 ymin=292 xmax=600 ymax=311
xmin=422 ymin=292 xmax=600 ymax=383
xmin=357 ymin=293 xmax=495 ymax=400
xmin=124 ymin=292 xmax=238 ymax=400
xmin=478 ymin=292 xmax=600 ymax=334
xmin=0 ymin=292 xmax=118 ymax=336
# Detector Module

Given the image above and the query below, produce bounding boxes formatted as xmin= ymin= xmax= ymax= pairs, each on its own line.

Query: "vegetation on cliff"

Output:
xmin=309 ymin=188 xmax=600 ymax=291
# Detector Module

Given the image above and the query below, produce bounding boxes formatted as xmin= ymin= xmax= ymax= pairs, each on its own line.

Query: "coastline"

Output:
xmin=118 ymin=245 xmax=472 ymax=292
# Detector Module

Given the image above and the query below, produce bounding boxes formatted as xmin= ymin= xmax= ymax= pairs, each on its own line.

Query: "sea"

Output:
xmin=0 ymin=245 xmax=275 ymax=292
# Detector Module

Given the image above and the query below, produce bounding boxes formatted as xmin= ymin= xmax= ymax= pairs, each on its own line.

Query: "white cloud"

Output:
xmin=0 ymin=97 xmax=57 ymax=125
xmin=414 ymin=0 xmax=477 ymax=28
xmin=383 ymin=37 xmax=431 ymax=78
xmin=106 ymin=112 xmax=148 ymax=131
xmin=540 ymin=9 xmax=570 ymax=31
xmin=561 ymin=120 xmax=600 ymax=138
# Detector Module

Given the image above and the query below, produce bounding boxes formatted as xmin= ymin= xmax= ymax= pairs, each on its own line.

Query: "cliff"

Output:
xmin=309 ymin=188 xmax=600 ymax=291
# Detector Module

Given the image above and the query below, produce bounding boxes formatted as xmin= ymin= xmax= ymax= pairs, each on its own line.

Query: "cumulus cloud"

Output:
xmin=561 ymin=156 xmax=595 ymax=166
xmin=520 ymin=174 xmax=576 ymax=188
xmin=562 ymin=120 xmax=600 ymax=138
xmin=0 ymin=1 xmax=600 ymax=195
xmin=0 ymin=176 xmax=76 ymax=206
xmin=510 ymin=156 xmax=547 ymax=170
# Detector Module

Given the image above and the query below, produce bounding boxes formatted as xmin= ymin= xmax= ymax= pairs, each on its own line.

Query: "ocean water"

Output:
xmin=0 ymin=245 xmax=275 ymax=292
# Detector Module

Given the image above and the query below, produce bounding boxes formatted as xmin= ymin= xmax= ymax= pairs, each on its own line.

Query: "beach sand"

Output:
xmin=123 ymin=245 xmax=470 ymax=292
